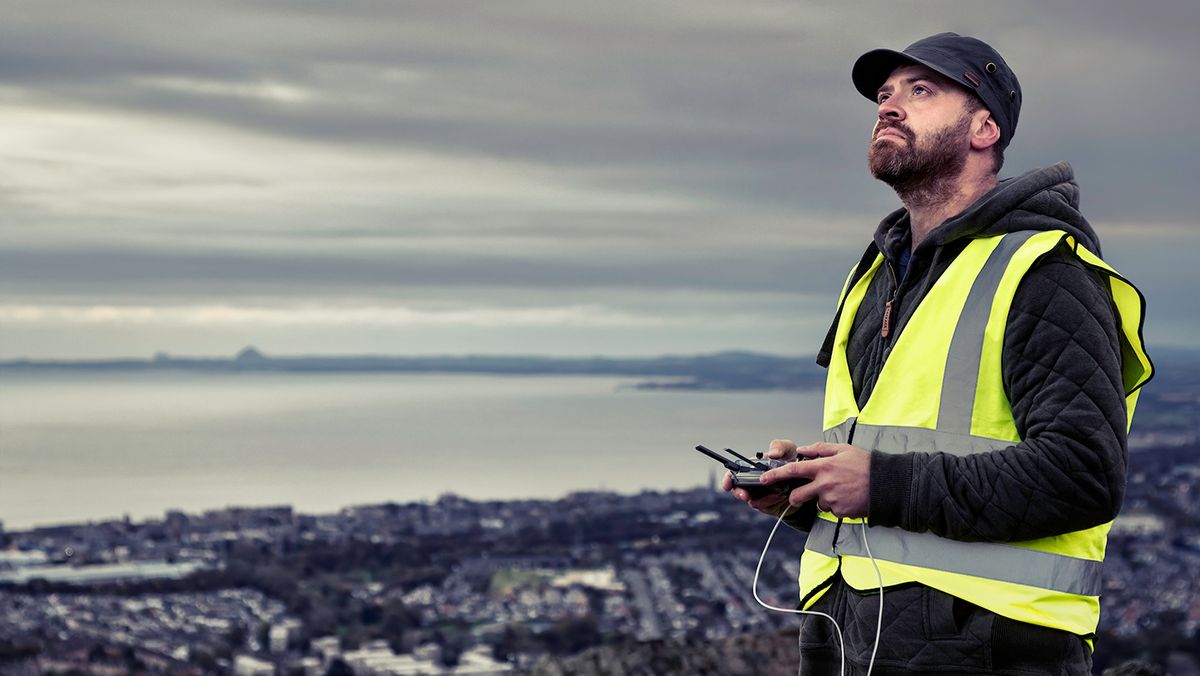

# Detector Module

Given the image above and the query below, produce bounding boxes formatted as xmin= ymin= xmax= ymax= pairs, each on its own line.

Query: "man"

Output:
xmin=724 ymin=33 xmax=1152 ymax=673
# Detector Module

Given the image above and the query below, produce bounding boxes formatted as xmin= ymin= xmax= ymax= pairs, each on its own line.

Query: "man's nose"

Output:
xmin=877 ymin=97 xmax=904 ymax=121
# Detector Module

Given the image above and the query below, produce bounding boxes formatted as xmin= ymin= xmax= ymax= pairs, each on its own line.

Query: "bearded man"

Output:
xmin=724 ymin=33 xmax=1152 ymax=674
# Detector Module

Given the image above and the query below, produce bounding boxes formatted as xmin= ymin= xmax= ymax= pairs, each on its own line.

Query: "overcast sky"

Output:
xmin=1 ymin=0 xmax=1195 ymax=359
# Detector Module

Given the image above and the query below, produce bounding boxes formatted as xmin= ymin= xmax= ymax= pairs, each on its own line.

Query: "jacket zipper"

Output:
xmin=881 ymin=259 xmax=900 ymax=339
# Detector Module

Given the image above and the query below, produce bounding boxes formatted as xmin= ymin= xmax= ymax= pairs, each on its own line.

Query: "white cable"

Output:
xmin=752 ymin=505 xmax=845 ymax=676
xmin=751 ymin=508 xmax=889 ymax=676
xmin=859 ymin=521 xmax=884 ymax=676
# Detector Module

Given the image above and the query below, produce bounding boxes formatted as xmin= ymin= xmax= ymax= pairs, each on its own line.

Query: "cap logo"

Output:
xmin=963 ymin=71 xmax=981 ymax=87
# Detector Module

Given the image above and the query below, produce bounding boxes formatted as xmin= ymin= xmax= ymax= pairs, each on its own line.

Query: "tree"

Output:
xmin=324 ymin=658 xmax=355 ymax=676
xmin=544 ymin=616 xmax=602 ymax=655
xmin=435 ymin=625 xmax=470 ymax=668
xmin=491 ymin=624 xmax=534 ymax=663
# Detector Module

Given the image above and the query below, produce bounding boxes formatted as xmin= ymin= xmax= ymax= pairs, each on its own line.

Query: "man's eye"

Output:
xmin=877 ymin=93 xmax=890 ymax=104
xmin=913 ymin=85 xmax=929 ymax=95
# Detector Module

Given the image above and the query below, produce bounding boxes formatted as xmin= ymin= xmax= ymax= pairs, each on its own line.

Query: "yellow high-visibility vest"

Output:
xmin=804 ymin=229 xmax=1153 ymax=638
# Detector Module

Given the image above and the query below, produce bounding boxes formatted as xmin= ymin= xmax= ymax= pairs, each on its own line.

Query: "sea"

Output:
xmin=0 ymin=371 xmax=823 ymax=530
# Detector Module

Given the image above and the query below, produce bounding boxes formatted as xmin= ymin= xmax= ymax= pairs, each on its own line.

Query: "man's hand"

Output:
xmin=721 ymin=439 xmax=798 ymax=517
xmin=760 ymin=442 xmax=871 ymax=519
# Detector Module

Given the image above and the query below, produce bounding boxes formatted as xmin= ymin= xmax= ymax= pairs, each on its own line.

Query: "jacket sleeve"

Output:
xmin=867 ymin=249 xmax=1129 ymax=542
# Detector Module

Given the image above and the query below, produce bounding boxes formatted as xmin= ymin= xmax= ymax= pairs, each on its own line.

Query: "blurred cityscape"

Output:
xmin=2 ymin=353 xmax=1200 ymax=675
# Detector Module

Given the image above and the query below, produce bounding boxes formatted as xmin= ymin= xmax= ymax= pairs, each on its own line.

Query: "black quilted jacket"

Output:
xmin=815 ymin=161 xmax=1130 ymax=543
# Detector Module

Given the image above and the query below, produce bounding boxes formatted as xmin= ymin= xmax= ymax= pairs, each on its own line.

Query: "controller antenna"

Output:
xmin=724 ymin=447 xmax=769 ymax=471
xmin=694 ymin=445 xmax=743 ymax=472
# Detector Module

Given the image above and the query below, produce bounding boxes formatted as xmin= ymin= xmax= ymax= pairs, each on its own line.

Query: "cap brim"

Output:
xmin=851 ymin=48 xmax=971 ymax=102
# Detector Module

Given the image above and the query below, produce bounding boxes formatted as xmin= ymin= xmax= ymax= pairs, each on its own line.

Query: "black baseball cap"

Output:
xmin=852 ymin=32 xmax=1022 ymax=150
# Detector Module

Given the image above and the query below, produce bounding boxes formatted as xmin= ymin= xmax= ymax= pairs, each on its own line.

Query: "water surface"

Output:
xmin=0 ymin=372 xmax=822 ymax=529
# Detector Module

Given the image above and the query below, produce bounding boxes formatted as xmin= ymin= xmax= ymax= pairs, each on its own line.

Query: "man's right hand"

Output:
xmin=721 ymin=438 xmax=798 ymax=517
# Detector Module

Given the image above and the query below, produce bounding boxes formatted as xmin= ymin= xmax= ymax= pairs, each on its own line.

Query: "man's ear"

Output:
xmin=971 ymin=111 xmax=1001 ymax=151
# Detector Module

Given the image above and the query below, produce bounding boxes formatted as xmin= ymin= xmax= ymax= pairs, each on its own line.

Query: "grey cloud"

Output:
xmin=7 ymin=1 xmax=1189 ymax=221
xmin=0 ymin=0 xmax=1195 ymax=357
xmin=0 ymin=242 xmax=855 ymax=299
xmin=0 ymin=1 xmax=940 ymax=217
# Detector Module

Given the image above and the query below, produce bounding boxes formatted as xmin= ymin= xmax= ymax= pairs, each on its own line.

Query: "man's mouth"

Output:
xmin=875 ymin=127 xmax=907 ymax=141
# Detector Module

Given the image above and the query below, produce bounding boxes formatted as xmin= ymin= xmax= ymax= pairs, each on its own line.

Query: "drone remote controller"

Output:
xmin=695 ymin=444 xmax=810 ymax=498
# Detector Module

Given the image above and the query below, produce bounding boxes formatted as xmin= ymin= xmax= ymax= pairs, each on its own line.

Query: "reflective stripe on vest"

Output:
xmin=938 ymin=230 xmax=1037 ymax=434
xmin=806 ymin=518 xmax=1103 ymax=596
xmin=826 ymin=418 xmax=1013 ymax=457
xmin=807 ymin=229 xmax=1153 ymax=638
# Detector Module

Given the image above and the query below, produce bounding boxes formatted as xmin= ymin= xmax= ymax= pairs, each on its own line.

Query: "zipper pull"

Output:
xmin=882 ymin=258 xmax=900 ymax=339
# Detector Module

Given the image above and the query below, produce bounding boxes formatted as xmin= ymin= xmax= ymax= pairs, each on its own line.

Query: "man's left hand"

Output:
xmin=759 ymin=442 xmax=871 ymax=518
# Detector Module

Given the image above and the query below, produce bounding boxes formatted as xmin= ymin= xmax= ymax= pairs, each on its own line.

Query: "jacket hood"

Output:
xmin=873 ymin=161 xmax=1102 ymax=259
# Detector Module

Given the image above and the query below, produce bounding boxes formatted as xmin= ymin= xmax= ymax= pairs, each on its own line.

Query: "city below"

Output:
xmin=1 ymin=437 xmax=1198 ymax=674
xmin=3 ymin=349 xmax=1200 ymax=674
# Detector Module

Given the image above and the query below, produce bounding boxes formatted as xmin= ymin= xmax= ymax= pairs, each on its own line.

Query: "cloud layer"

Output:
xmin=1 ymin=1 xmax=1196 ymax=357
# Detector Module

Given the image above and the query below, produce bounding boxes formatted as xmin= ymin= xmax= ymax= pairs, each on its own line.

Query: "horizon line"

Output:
xmin=0 ymin=346 xmax=816 ymax=365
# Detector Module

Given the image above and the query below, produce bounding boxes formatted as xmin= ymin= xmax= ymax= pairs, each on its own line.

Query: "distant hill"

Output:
xmin=6 ymin=344 xmax=1193 ymax=393
xmin=0 ymin=349 xmax=826 ymax=391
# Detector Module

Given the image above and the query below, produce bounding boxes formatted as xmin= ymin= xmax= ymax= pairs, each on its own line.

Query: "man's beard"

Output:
xmin=868 ymin=114 xmax=972 ymax=206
